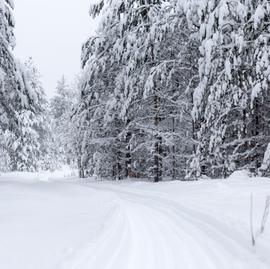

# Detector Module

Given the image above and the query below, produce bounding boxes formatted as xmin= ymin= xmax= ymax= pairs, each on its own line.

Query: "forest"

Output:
xmin=1 ymin=1 xmax=270 ymax=269
xmin=1 ymin=0 xmax=270 ymax=182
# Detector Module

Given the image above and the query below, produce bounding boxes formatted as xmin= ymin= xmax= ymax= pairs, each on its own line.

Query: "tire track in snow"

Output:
xmin=59 ymin=182 xmax=269 ymax=269
xmin=114 ymin=186 xmax=269 ymax=269
xmin=57 ymin=199 xmax=132 ymax=269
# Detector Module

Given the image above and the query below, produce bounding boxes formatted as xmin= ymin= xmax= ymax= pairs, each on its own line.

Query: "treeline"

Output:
xmin=75 ymin=0 xmax=270 ymax=181
xmin=2 ymin=0 xmax=270 ymax=181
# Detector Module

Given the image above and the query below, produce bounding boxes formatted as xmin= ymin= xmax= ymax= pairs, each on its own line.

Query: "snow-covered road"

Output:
xmin=0 ymin=172 xmax=270 ymax=269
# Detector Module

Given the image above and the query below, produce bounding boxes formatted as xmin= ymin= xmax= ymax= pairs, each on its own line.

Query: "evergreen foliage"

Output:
xmin=76 ymin=0 xmax=270 ymax=180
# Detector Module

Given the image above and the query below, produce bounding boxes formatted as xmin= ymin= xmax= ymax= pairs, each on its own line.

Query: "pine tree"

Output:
xmin=77 ymin=0 xmax=168 ymax=180
xmin=0 ymin=0 xmax=17 ymax=140
xmin=77 ymin=0 xmax=199 ymax=181
xmin=105 ymin=0 xmax=198 ymax=181
xmin=12 ymin=59 xmax=48 ymax=171
xmin=190 ymin=0 xmax=270 ymax=178
xmin=0 ymin=0 xmax=26 ymax=170
xmin=0 ymin=0 xmax=15 ymax=48
xmin=50 ymin=76 xmax=79 ymax=168
xmin=77 ymin=0 xmax=130 ymax=179
xmin=247 ymin=0 xmax=270 ymax=175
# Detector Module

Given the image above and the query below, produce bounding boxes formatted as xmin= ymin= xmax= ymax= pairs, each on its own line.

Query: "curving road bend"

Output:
xmin=59 ymin=181 xmax=270 ymax=269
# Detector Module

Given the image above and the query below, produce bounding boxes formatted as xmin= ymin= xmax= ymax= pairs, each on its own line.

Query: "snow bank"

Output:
xmin=228 ymin=169 xmax=250 ymax=180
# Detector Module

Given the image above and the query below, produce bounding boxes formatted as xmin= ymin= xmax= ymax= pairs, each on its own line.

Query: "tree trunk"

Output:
xmin=154 ymin=94 xmax=162 ymax=182
xmin=125 ymin=120 xmax=132 ymax=178
xmin=78 ymin=153 xmax=85 ymax=178
xmin=116 ymin=157 xmax=122 ymax=180
xmin=172 ymin=115 xmax=176 ymax=180
xmin=115 ymin=146 xmax=122 ymax=180
xmin=79 ymin=163 xmax=85 ymax=178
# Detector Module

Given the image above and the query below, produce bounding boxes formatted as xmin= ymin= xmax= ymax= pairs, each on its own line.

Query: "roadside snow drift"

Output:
xmin=0 ymin=173 xmax=269 ymax=269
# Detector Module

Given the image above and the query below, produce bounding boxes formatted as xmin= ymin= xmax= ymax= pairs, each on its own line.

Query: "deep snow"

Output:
xmin=0 ymin=172 xmax=269 ymax=269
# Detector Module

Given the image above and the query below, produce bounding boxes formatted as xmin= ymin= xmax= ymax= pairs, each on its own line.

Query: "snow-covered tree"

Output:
xmin=77 ymin=0 xmax=165 ymax=180
xmin=190 ymin=0 xmax=270 ymax=178
xmin=0 ymin=1 xmax=33 ymax=171
xmin=76 ymin=0 xmax=199 ymax=181
xmin=0 ymin=0 xmax=18 ymax=143
xmin=0 ymin=0 xmax=15 ymax=48
xmin=77 ymin=0 xmax=132 ymax=179
xmin=50 ymin=76 xmax=79 ymax=168
xmin=248 ymin=0 xmax=270 ymax=176
xmin=11 ymin=59 xmax=48 ymax=171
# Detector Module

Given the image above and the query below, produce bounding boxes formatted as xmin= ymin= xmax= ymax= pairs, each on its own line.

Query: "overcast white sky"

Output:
xmin=14 ymin=0 xmax=97 ymax=97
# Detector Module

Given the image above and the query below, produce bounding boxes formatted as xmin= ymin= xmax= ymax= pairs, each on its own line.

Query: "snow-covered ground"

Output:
xmin=0 ymin=172 xmax=269 ymax=269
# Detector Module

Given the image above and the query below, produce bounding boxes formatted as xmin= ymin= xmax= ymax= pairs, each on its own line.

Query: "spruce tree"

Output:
xmin=77 ymin=0 xmax=199 ymax=181
xmin=50 ymin=76 xmax=79 ymax=168
xmin=190 ymin=0 xmax=270 ymax=178
xmin=12 ymin=59 xmax=48 ymax=171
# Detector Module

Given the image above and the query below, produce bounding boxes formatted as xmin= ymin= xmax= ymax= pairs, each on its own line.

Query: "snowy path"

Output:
xmin=62 ymin=183 xmax=269 ymax=269
xmin=0 ymin=173 xmax=270 ymax=269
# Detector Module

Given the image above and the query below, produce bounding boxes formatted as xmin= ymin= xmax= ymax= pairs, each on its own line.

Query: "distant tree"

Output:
xmin=50 ymin=76 xmax=79 ymax=168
